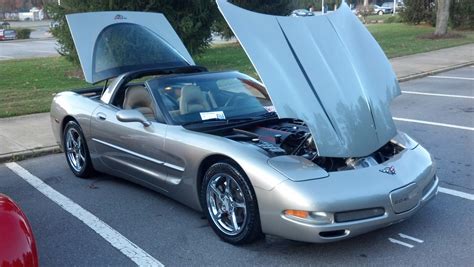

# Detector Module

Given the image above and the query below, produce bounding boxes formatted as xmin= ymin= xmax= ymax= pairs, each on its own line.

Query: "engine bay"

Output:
xmin=215 ymin=118 xmax=405 ymax=172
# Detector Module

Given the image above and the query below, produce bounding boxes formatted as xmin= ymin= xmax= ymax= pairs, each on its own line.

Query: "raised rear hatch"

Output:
xmin=66 ymin=11 xmax=195 ymax=84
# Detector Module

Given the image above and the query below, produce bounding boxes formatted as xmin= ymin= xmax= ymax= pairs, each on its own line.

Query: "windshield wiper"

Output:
xmin=258 ymin=111 xmax=278 ymax=119
xmin=182 ymin=117 xmax=254 ymax=126
xmin=182 ymin=112 xmax=278 ymax=127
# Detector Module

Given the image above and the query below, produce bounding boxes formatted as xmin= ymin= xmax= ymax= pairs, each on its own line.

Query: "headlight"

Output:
xmin=283 ymin=210 xmax=334 ymax=225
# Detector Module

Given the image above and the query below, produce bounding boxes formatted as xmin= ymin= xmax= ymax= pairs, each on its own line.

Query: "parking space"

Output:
xmin=392 ymin=94 xmax=473 ymax=128
xmin=1 ymin=66 xmax=473 ymax=265
xmin=400 ymin=67 xmax=474 ymax=96
xmin=0 ymin=164 xmax=131 ymax=266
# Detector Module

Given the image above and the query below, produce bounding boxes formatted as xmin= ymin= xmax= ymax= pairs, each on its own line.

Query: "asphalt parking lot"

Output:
xmin=1 ymin=66 xmax=473 ymax=266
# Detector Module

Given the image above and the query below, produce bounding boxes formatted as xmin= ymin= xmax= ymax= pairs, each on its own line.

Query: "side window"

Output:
xmin=110 ymin=84 xmax=161 ymax=122
xmin=110 ymin=86 xmax=127 ymax=108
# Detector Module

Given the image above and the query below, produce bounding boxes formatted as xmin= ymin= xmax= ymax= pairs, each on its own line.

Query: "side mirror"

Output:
xmin=116 ymin=109 xmax=151 ymax=127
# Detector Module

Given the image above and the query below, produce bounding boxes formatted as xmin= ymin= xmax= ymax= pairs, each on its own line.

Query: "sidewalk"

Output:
xmin=392 ymin=44 xmax=474 ymax=81
xmin=0 ymin=113 xmax=59 ymax=162
xmin=0 ymin=44 xmax=473 ymax=163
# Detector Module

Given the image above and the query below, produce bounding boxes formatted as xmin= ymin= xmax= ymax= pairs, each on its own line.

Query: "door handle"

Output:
xmin=97 ymin=113 xmax=107 ymax=121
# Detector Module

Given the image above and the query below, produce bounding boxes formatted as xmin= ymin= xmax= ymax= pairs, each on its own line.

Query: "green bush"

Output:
xmin=400 ymin=0 xmax=472 ymax=28
xmin=450 ymin=0 xmax=474 ymax=29
xmin=385 ymin=15 xmax=403 ymax=24
xmin=13 ymin=28 xmax=32 ymax=39
xmin=399 ymin=0 xmax=435 ymax=25
xmin=46 ymin=0 xmax=217 ymax=67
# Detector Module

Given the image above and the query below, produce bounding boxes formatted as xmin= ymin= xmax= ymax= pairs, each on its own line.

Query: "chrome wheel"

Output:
xmin=206 ymin=174 xmax=247 ymax=236
xmin=65 ymin=127 xmax=85 ymax=172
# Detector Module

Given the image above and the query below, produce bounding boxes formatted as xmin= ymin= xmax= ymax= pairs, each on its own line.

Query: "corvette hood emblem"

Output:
xmin=380 ymin=166 xmax=396 ymax=175
xmin=114 ymin=14 xmax=127 ymax=20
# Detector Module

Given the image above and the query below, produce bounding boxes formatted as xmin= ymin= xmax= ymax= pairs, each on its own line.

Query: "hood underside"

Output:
xmin=217 ymin=1 xmax=400 ymax=157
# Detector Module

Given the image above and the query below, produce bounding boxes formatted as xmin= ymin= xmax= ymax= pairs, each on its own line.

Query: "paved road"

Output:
xmin=0 ymin=20 xmax=55 ymax=60
xmin=0 ymin=31 xmax=231 ymax=60
xmin=0 ymin=39 xmax=57 ymax=60
xmin=1 ymin=67 xmax=473 ymax=266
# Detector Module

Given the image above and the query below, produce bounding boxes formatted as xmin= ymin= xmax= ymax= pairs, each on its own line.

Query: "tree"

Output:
xmin=46 ymin=0 xmax=217 ymax=66
xmin=0 ymin=0 xmax=23 ymax=18
xmin=434 ymin=0 xmax=451 ymax=36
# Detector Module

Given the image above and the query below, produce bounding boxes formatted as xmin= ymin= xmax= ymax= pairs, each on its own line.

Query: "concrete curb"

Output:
xmin=397 ymin=61 xmax=474 ymax=82
xmin=0 ymin=145 xmax=60 ymax=164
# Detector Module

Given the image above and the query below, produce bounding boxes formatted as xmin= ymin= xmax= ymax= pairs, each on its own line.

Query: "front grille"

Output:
xmin=422 ymin=176 xmax=437 ymax=196
xmin=334 ymin=207 xmax=385 ymax=223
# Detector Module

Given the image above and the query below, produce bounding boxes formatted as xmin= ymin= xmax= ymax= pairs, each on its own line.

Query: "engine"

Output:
xmin=230 ymin=119 xmax=317 ymax=157
xmin=223 ymin=119 xmax=404 ymax=172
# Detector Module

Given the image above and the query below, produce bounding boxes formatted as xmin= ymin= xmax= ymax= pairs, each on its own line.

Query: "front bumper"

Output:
xmin=256 ymin=145 xmax=438 ymax=243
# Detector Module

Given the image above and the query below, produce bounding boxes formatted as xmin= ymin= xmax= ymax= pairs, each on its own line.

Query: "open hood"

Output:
xmin=217 ymin=1 xmax=400 ymax=157
xmin=66 ymin=11 xmax=195 ymax=84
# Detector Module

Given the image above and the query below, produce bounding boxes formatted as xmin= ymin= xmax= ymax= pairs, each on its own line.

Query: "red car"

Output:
xmin=0 ymin=29 xmax=16 ymax=41
xmin=0 ymin=194 xmax=38 ymax=267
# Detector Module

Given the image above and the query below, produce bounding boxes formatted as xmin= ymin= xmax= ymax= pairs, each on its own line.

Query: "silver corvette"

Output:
xmin=50 ymin=1 xmax=438 ymax=244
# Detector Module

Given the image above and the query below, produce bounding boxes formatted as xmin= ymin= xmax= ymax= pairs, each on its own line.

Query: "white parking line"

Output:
xmin=428 ymin=75 xmax=474 ymax=81
xmin=398 ymin=233 xmax=424 ymax=243
xmin=388 ymin=238 xmax=414 ymax=248
xmin=402 ymin=91 xmax=474 ymax=99
xmin=5 ymin=162 xmax=164 ymax=267
xmin=439 ymin=187 xmax=474 ymax=201
xmin=393 ymin=117 xmax=474 ymax=131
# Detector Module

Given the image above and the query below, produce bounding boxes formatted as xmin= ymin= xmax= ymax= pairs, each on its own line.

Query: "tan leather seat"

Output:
xmin=179 ymin=85 xmax=210 ymax=115
xmin=123 ymin=86 xmax=156 ymax=120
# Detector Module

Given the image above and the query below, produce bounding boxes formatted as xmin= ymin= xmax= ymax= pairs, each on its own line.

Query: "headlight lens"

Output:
xmin=283 ymin=210 xmax=333 ymax=225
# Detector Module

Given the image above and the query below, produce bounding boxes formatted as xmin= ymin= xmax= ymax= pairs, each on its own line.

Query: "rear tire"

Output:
xmin=201 ymin=161 xmax=263 ymax=244
xmin=63 ymin=121 xmax=94 ymax=178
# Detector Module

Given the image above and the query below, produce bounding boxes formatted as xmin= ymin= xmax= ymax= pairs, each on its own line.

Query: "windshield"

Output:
xmin=147 ymin=72 xmax=273 ymax=125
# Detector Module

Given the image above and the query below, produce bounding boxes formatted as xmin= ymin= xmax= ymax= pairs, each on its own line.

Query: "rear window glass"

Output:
xmin=93 ymin=23 xmax=188 ymax=77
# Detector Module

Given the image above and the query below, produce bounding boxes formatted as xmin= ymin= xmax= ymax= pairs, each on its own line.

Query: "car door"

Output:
xmin=65 ymin=11 xmax=198 ymax=192
xmin=90 ymin=96 xmax=172 ymax=193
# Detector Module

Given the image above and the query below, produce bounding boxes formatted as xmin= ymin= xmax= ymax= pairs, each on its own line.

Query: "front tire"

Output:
xmin=63 ymin=121 xmax=94 ymax=178
xmin=201 ymin=161 xmax=263 ymax=244
xmin=378 ymin=10 xmax=384 ymax=15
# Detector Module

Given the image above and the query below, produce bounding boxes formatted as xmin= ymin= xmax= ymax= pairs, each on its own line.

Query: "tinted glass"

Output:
xmin=93 ymin=23 xmax=188 ymax=81
xmin=147 ymin=72 xmax=273 ymax=125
